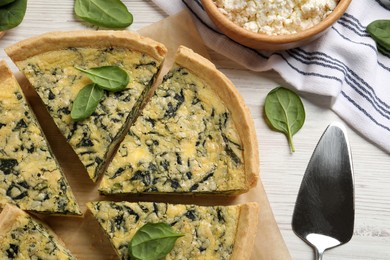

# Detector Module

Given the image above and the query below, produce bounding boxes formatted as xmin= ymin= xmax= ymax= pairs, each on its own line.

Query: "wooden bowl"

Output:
xmin=201 ymin=0 xmax=352 ymax=50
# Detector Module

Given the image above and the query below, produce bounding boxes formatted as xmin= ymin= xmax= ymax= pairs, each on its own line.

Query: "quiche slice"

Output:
xmin=0 ymin=203 xmax=75 ymax=259
xmin=100 ymin=46 xmax=258 ymax=194
xmin=0 ymin=61 xmax=80 ymax=215
xmin=87 ymin=201 xmax=259 ymax=260
xmin=5 ymin=31 xmax=167 ymax=182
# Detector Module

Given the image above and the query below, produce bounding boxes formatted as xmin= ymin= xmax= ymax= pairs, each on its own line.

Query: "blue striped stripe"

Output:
xmin=341 ymin=91 xmax=390 ymax=132
xmin=275 ymin=52 xmax=343 ymax=82
xmin=375 ymin=0 xmax=390 ymax=11
xmin=286 ymin=53 xmax=390 ymax=121
xmin=289 ymin=48 xmax=390 ymax=113
xmin=332 ymin=26 xmax=377 ymax=52
xmin=332 ymin=26 xmax=390 ymax=64
xmin=336 ymin=19 xmax=370 ymax=37
xmin=336 ymin=13 xmax=371 ymax=37
xmin=194 ymin=0 xmax=204 ymax=11
xmin=339 ymin=13 xmax=370 ymax=34
xmin=292 ymin=48 xmax=389 ymax=104
xmin=182 ymin=0 xmax=390 ymax=133
xmin=288 ymin=49 xmax=347 ymax=74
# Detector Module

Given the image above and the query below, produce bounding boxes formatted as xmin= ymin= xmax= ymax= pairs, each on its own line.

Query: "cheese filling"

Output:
xmin=100 ymin=65 xmax=245 ymax=194
xmin=88 ymin=201 xmax=240 ymax=260
xmin=0 ymin=74 xmax=80 ymax=214
xmin=16 ymin=47 xmax=161 ymax=181
xmin=0 ymin=206 xmax=75 ymax=259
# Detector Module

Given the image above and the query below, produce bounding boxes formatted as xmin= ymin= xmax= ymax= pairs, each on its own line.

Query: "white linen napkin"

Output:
xmin=152 ymin=0 xmax=390 ymax=154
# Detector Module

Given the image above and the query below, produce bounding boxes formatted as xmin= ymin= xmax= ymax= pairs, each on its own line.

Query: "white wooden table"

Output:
xmin=0 ymin=1 xmax=389 ymax=259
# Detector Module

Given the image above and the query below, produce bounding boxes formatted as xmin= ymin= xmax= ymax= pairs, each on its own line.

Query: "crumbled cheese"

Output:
xmin=213 ymin=0 xmax=339 ymax=35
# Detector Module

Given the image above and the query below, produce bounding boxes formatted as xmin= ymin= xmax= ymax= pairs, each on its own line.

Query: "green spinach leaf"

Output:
xmin=0 ymin=0 xmax=27 ymax=31
xmin=129 ymin=222 xmax=184 ymax=260
xmin=0 ymin=0 xmax=16 ymax=7
xmin=76 ymin=65 xmax=129 ymax=92
xmin=74 ymin=0 xmax=133 ymax=28
xmin=71 ymin=83 xmax=105 ymax=121
xmin=367 ymin=20 xmax=390 ymax=52
xmin=264 ymin=86 xmax=305 ymax=152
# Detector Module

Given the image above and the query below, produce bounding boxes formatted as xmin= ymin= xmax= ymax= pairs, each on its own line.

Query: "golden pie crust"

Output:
xmin=0 ymin=204 xmax=71 ymax=255
xmin=0 ymin=60 xmax=12 ymax=81
xmin=5 ymin=30 xmax=168 ymax=182
xmin=0 ymin=204 xmax=23 ymax=237
xmin=5 ymin=30 xmax=167 ymax=63
xmin=233 ymin=202 xmax=260 ymax=259
xmin=175 ymin=45 xmax=259 ymax=191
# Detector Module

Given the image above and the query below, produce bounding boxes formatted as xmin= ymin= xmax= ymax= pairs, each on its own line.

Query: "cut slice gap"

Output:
xmin=0 ymin=61 xmax=80 ymax=215
xmin=6 ymin=30 xmax=168 ymax=182
xmin=100 ymin=45 xmax=259 ymax=195
xmin=87 ymin=201 xmax=259 ymax=260
xmin=16 ymin=72 xmax=104 ymax=214
xmin=0 ymin=203 xmax=76 ymax=259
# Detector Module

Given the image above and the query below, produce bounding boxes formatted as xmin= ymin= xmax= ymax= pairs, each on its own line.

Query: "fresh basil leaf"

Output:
xmin=71 ymin=83 xmax=105 ymax=121
xmin=0 ymin=0 xmax=16 ymax=7
xmin=76 ymin=65 xmax=129 ymax=92
xmin=129 ymin=222 xmax=184 ymax=260
xmin=0 ymin=0 xmax=27 ymax=31
xmin=74 ymin=0 xmax=133 ymax=28
xmin=367 ymin=20 xmax=390 ymax=52
xmin=264 ymin=86 xmax=305 ymax=152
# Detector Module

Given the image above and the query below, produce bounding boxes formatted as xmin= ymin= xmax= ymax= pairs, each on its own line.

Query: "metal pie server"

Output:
xmin=292 ymin=122 xmax=354 ymax=260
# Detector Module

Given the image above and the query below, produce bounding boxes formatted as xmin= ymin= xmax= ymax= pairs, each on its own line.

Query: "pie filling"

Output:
xmin=0 ymin=66 xmax=80 ymax=215
xmin=88 ymin=201 xmax=240 ymax=260
xmin=100 ymin=64 xmax=245 ymax=194
xmin=16 ymin=47 xmax=162 ymax=182
xmin=0 ymin=205 xmax=75 ymax=259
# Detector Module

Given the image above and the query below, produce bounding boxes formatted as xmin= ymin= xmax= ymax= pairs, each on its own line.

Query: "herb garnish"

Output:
xmin=128 ymin=222 xmax=184 ymax=260
xmin=75 ymin=66 xmax=129 ymax=92
xmin=0 ymin=0 xmax=27 ymax=31
xmin=71 ymin=83 xmax=104 ymax=121
xmin=264 ymin=86 xmax=305 ymax=152
xmin=71 ymin=65 xmax=129 ymax=121
xmin=74 ymin=0 xmax=133 ymax=28
xmin=0 ymin=0 xmax=16 ymax=7
xmin=367 ymin=20 xmax=390 ymax=53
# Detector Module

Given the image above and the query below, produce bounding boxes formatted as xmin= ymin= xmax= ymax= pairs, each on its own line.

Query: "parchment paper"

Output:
xmin=19 ymin=11 xmax=291 ymax=260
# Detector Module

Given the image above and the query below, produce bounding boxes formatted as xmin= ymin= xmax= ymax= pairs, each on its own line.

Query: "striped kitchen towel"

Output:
xmin=151 ymin=0 xmax=390 ymax=154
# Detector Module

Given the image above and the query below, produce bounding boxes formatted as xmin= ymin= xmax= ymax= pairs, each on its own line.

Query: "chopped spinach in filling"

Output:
xmin=16 ymin=48 xmax=161 ymax=181
xmin=0 ymin=208 xmax=75 ymax=259
xmin=100 ymin=65 xmax=245 ymax=194
xmin=88 ymin=201 xmax=239 ymax=260
xmin=0 ymin=76 xmax=80 ymax=214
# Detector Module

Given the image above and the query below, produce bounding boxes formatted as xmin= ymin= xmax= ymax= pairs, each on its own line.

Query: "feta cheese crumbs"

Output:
xmin=213 ymin=0 xmax=339 ymax=35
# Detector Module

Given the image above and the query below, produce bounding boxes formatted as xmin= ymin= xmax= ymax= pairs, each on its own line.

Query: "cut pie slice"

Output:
xmin=0 ymin=203 xmax=75 ymax=259
xmin=6 ymin=31 xmax=167 ymax=182
xmin=100 ymin=46 xmax=258 ymax=194
xmin=0 ymin=61 xmax=80 ymax=215
xmin=87 ymin=201 xmax=259 ymax=259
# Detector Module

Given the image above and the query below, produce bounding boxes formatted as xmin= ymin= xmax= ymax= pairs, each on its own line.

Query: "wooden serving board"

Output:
xmin=19 ymin=11 xmax=290 ymax=260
